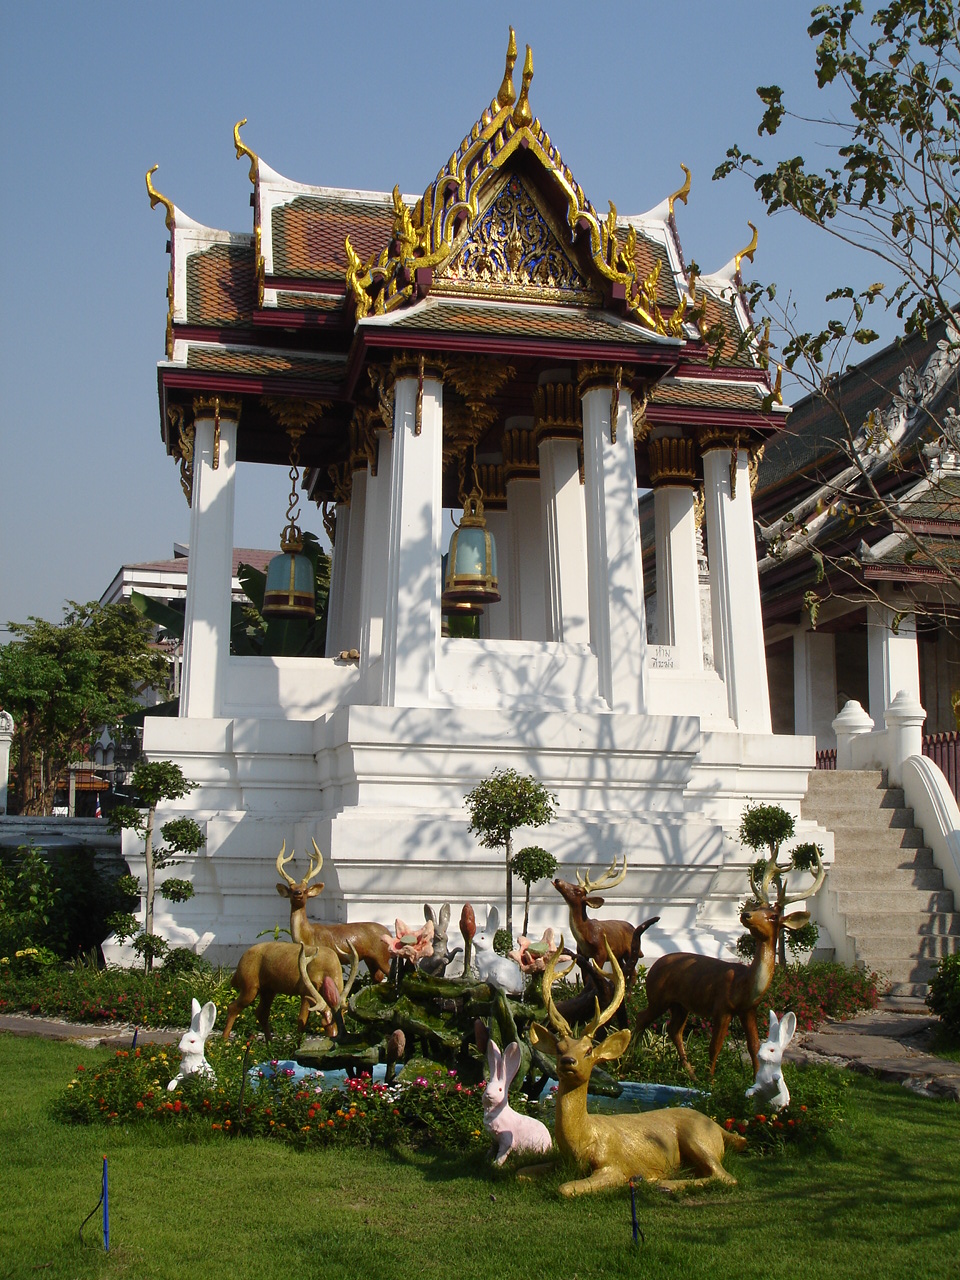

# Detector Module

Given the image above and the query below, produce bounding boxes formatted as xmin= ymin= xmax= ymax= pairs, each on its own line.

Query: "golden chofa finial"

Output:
xmin=497 ymin=27 xmax=518 ymax=107
xmin=734 ymin=221 xmax=759 ymax=274
xmin=512 ymin=44 xmax=534 ymax=128
xmin=668 ymin=164 xmax=691 ymax=217
xmin=145 ymin=165 xmax=175 ymax=230
xmin=233 ymin=118 xmax=259 ymax=185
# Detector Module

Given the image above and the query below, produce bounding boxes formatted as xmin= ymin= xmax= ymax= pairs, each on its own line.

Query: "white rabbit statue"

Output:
xmin=482 ymin=1039 xmax=552 ymax=1165
xmin=745 ymin=1009 xmax=796 ymax=1112
xmin=472 ymin=907 xmax=524 ymax=996
xmin=167 ymin=998 xmax=218 ymax=1092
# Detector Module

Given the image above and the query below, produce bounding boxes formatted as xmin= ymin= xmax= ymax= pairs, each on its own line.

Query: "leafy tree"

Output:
xmin=107 ymin=761 xmax=204 ymax=971
xmin=0 ymin=602 xmax=169 ymax=816
xmin=511 ymin=844 xmax=558 ymax=936
xmin=738 ymin=804 xmax=825 ymax=965
xmin=0 ymin=847 xmax=59 ymax=959
xmin=715 ymin=1 xmax=960 ymax=607
xmin=464 ymin=768 xmax=557 ymax=940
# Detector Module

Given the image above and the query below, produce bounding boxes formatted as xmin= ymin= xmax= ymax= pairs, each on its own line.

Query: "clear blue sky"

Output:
xmin=1 ymin=0 xmax=878 ymax=627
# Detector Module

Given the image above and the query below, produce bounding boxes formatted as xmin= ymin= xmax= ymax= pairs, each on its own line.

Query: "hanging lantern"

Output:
xmin=443 ymin=487 xmax=500 ymax=611
xmin=262 ymin=426 xmax=316 ymax=621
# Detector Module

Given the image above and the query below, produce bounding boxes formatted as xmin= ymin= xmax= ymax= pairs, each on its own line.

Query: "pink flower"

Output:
xmin=508 ymin=927 xmax=559 ymax=973
xmin=382 ymin=918 xmax=435 ymax=961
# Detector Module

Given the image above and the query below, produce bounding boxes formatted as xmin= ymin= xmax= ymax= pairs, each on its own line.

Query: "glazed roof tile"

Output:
xmin=275 ymin=291 xmax=345 ymax=312
xmin=186 ymin=242 xmax=256 ymax=325
xmin=898 ymin=474 xmax=960 ymax=521
xmin=369 ymin=299 xmax=661 ymax=346
xmin=185 ymin=344 xmax=345 ymax=382
xmin=649 ymin=378 xmax=768 ymax=411
xmin=271 ymin=195 xmax=393 ymax=281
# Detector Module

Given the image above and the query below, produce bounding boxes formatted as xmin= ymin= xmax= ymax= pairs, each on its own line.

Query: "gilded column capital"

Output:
xmin=647 ymin=436 xmax=698 ymax=487
xmin=695 ymin=423 xmax=739 ymax=453
xmin=192 ymin=393 xmax=243 ymax=422
xmin=476 ymin=462 xmax=507 ymax=509
xmin=501 ymin=427 xmax=540 ymax=483
xmin=533 ymin=381 xmax=581 ymax=445
xmin=576 ymin=360 xmax=625 ymax=397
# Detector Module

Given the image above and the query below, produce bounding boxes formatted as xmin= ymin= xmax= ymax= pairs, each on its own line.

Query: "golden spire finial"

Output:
xmin=497 ymin=27 xmax=518 ymax=107
xmin=512 ymin=44 xmax=534 ymax=127
xmin=734 ymin=221 xmax=758 ymax=273
xmin=667 ymin=164 xmax=691 ymax=217
xmin=145 ymin=165 xmax=175 ymax=231
xmin=233 ymin=118 xmax=259 ymax=185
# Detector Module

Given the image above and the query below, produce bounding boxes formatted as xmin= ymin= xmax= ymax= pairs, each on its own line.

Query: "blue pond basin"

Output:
xmin=250 ymin=1060 xmax=400 ymax=1089
xmin=540 ymin=1078 xmax=701 ymax=1111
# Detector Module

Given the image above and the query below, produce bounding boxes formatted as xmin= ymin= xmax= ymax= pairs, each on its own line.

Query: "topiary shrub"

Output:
xmin=492 ymin=928 xmax=513 ymax=957
xmin=927 ymin=953 xmax=960 ymax=1036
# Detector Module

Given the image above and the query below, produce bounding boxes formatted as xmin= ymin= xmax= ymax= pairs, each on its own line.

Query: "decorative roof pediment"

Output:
xmin=433 ymin=173 xmax=600 ymax=306
xmin=343 ymin=30 xmax=688 ymax=340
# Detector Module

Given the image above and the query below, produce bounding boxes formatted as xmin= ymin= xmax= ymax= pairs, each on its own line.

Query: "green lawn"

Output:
xmin=1 ymin=1032 xmax=958 ymax=1280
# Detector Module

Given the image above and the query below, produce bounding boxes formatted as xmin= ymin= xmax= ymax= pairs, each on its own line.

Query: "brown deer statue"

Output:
xmin=634 ymin=850 xmax=825 ymax=1077
xmin=275 ymin=840 xmax=391 ymax=982
xmin=552 ymin=855 xmax=659 ymax=989
xmin=524 ymin=943 xmax=746 ymax=1196
xmin=222 ymin=939 xmax=359 ymax=1042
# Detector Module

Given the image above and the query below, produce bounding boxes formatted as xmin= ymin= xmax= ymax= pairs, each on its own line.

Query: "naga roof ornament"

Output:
xmin=343 ymin=28 xmax=684 ymax=337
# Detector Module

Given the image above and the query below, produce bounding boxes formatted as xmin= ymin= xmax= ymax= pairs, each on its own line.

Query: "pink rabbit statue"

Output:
xmin=482 ymin=1039 xmax=552 ymax=1165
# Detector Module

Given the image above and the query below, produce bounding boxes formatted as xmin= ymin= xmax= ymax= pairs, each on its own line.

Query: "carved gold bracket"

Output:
xmin=610 ymin=366 xmax=623 ymax=444
xmin=632 ymin=393 xmax=651 ymax=443
xmin=321 ymin=501 xmax=336 ymax=547
xmin=415 ymin=354 xmax=425 ymax=436
xmin=749 ymin=444 xmax=765 ymax=496
xmin=168 ymin=405 xmax=194 ymax=505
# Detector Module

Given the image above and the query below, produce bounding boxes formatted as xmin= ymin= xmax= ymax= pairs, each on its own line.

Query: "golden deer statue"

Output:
xmin=524 ymin=943 xmax=745 ymax=1195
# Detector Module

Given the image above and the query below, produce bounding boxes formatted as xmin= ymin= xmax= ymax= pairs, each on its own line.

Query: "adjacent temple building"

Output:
xmin=133 ymin=32 xmax=819 ymax=963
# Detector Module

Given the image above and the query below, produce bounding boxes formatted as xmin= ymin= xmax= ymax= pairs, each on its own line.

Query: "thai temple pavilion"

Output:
xmin=131 ymin=32 xmax=818 ymax=963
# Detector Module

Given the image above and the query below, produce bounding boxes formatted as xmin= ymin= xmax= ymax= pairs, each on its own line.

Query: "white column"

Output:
xmin=653 ymin=484 xmax=702 ymax=670
xmin=702 ymin=443 xmax=771 ymax=732
xmin=180 ymin=406 xmax=238 ymax=720
xmin=885 ymin=689 xmax=926 ymax=786
xmin=324 ymin=499 xmax=350 ymax=657
xmin=539 ymin=437 xmax=590 ymax=644
xmin=481 ymin=509 xmax=511 ymax=640
xmin=338 ymin=468 xmax=368 ymax=654
xmin=380 ymin=375 xmax=444 ymax=707
xmin=506 ymin=477 xmax=547 ymax=641
xmin=581 ymin=385 xmax=647 ymax=713
xmin=793 ymin=627 xmax=838 ymax=746
xmin=0 ymin=711 xmax=13 ymax=815
xmin=358 ymin=434 xmax=393 ymax=702
xmin=867 ymin=600 xmax=921 ymax=724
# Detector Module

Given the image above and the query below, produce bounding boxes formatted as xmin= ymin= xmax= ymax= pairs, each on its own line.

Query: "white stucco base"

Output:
xmin=104 ymin=696 xmax=824 ymax=967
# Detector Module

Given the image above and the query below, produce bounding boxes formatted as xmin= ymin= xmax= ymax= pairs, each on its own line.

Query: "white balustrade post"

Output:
xmin=0 ymin=710 xmax=13 ymax=815
xmin=832 ymin=699 xmax=875 ymax=770
xmin=180 ymin=398 xmax=240 ymax=720
xmin=701 ymin=438 xmax=771 ymax=732
xmin=885 ymin=689 xmax=926 ymax=787
xmin=380 ymin=373 xmax=444 ymax=707
xmin=581 ymin=379 xmax=647 ymax=713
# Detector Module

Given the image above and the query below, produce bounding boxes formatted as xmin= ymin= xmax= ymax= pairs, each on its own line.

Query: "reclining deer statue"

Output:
xmin=634 ymin=848 xmax=825 ymax=1077
xmin=552 ymin=855 xmax=659 ymax=990
xmin=524 ymin=942 xmax=745 ymax=1196
xmin=276 ymin=841 xmax=391 ymax=982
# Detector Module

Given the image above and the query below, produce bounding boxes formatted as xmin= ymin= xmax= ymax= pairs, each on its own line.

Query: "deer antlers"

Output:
xmin=750 ymin=844 xmax=826 ymax=908
xmin=576 ymin=855 xmax=627 ymax=896
xmin=276 ymin=839 xmax=325 ymax=888
xmin=541 ymin=938 xmax=625 ymax=1038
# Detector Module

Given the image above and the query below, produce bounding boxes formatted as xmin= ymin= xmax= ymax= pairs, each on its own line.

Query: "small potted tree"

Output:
xmin=107 ymin=761 xmax=205 ymax=971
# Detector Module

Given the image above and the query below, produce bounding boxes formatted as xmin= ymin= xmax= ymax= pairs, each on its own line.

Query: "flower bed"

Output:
xmin=55 ymin=1043 xmax=494 ymax=1153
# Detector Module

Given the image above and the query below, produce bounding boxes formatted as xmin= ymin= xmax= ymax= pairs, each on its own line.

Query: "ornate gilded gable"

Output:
xmin=435 ymin=175 xmax=600 ymax=306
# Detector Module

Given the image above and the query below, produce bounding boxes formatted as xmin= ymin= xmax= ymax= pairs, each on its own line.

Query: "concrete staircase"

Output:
xmin=803 ymin=770 xmax=960 ymax=997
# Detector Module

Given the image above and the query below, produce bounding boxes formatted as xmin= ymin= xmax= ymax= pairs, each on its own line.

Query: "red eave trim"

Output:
xmin=160 ymin=368 xmax=346 ymax=400
xmin=904 ymin=517 xmax=960 ymax=537
xmin=863 ymin=563 xmax=952 ymax=582
xmin=345 ymin=326 xmax=681 ymax=398
xmin=252 ymin=308 xmax=347 ymax=330
xmin=671 ymin=361 xmax=771 ymax=384
xmin=268 ymin=276 xmax=346 ymax=296
xmin=645 ymin=403 xmax=780 ymax=432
